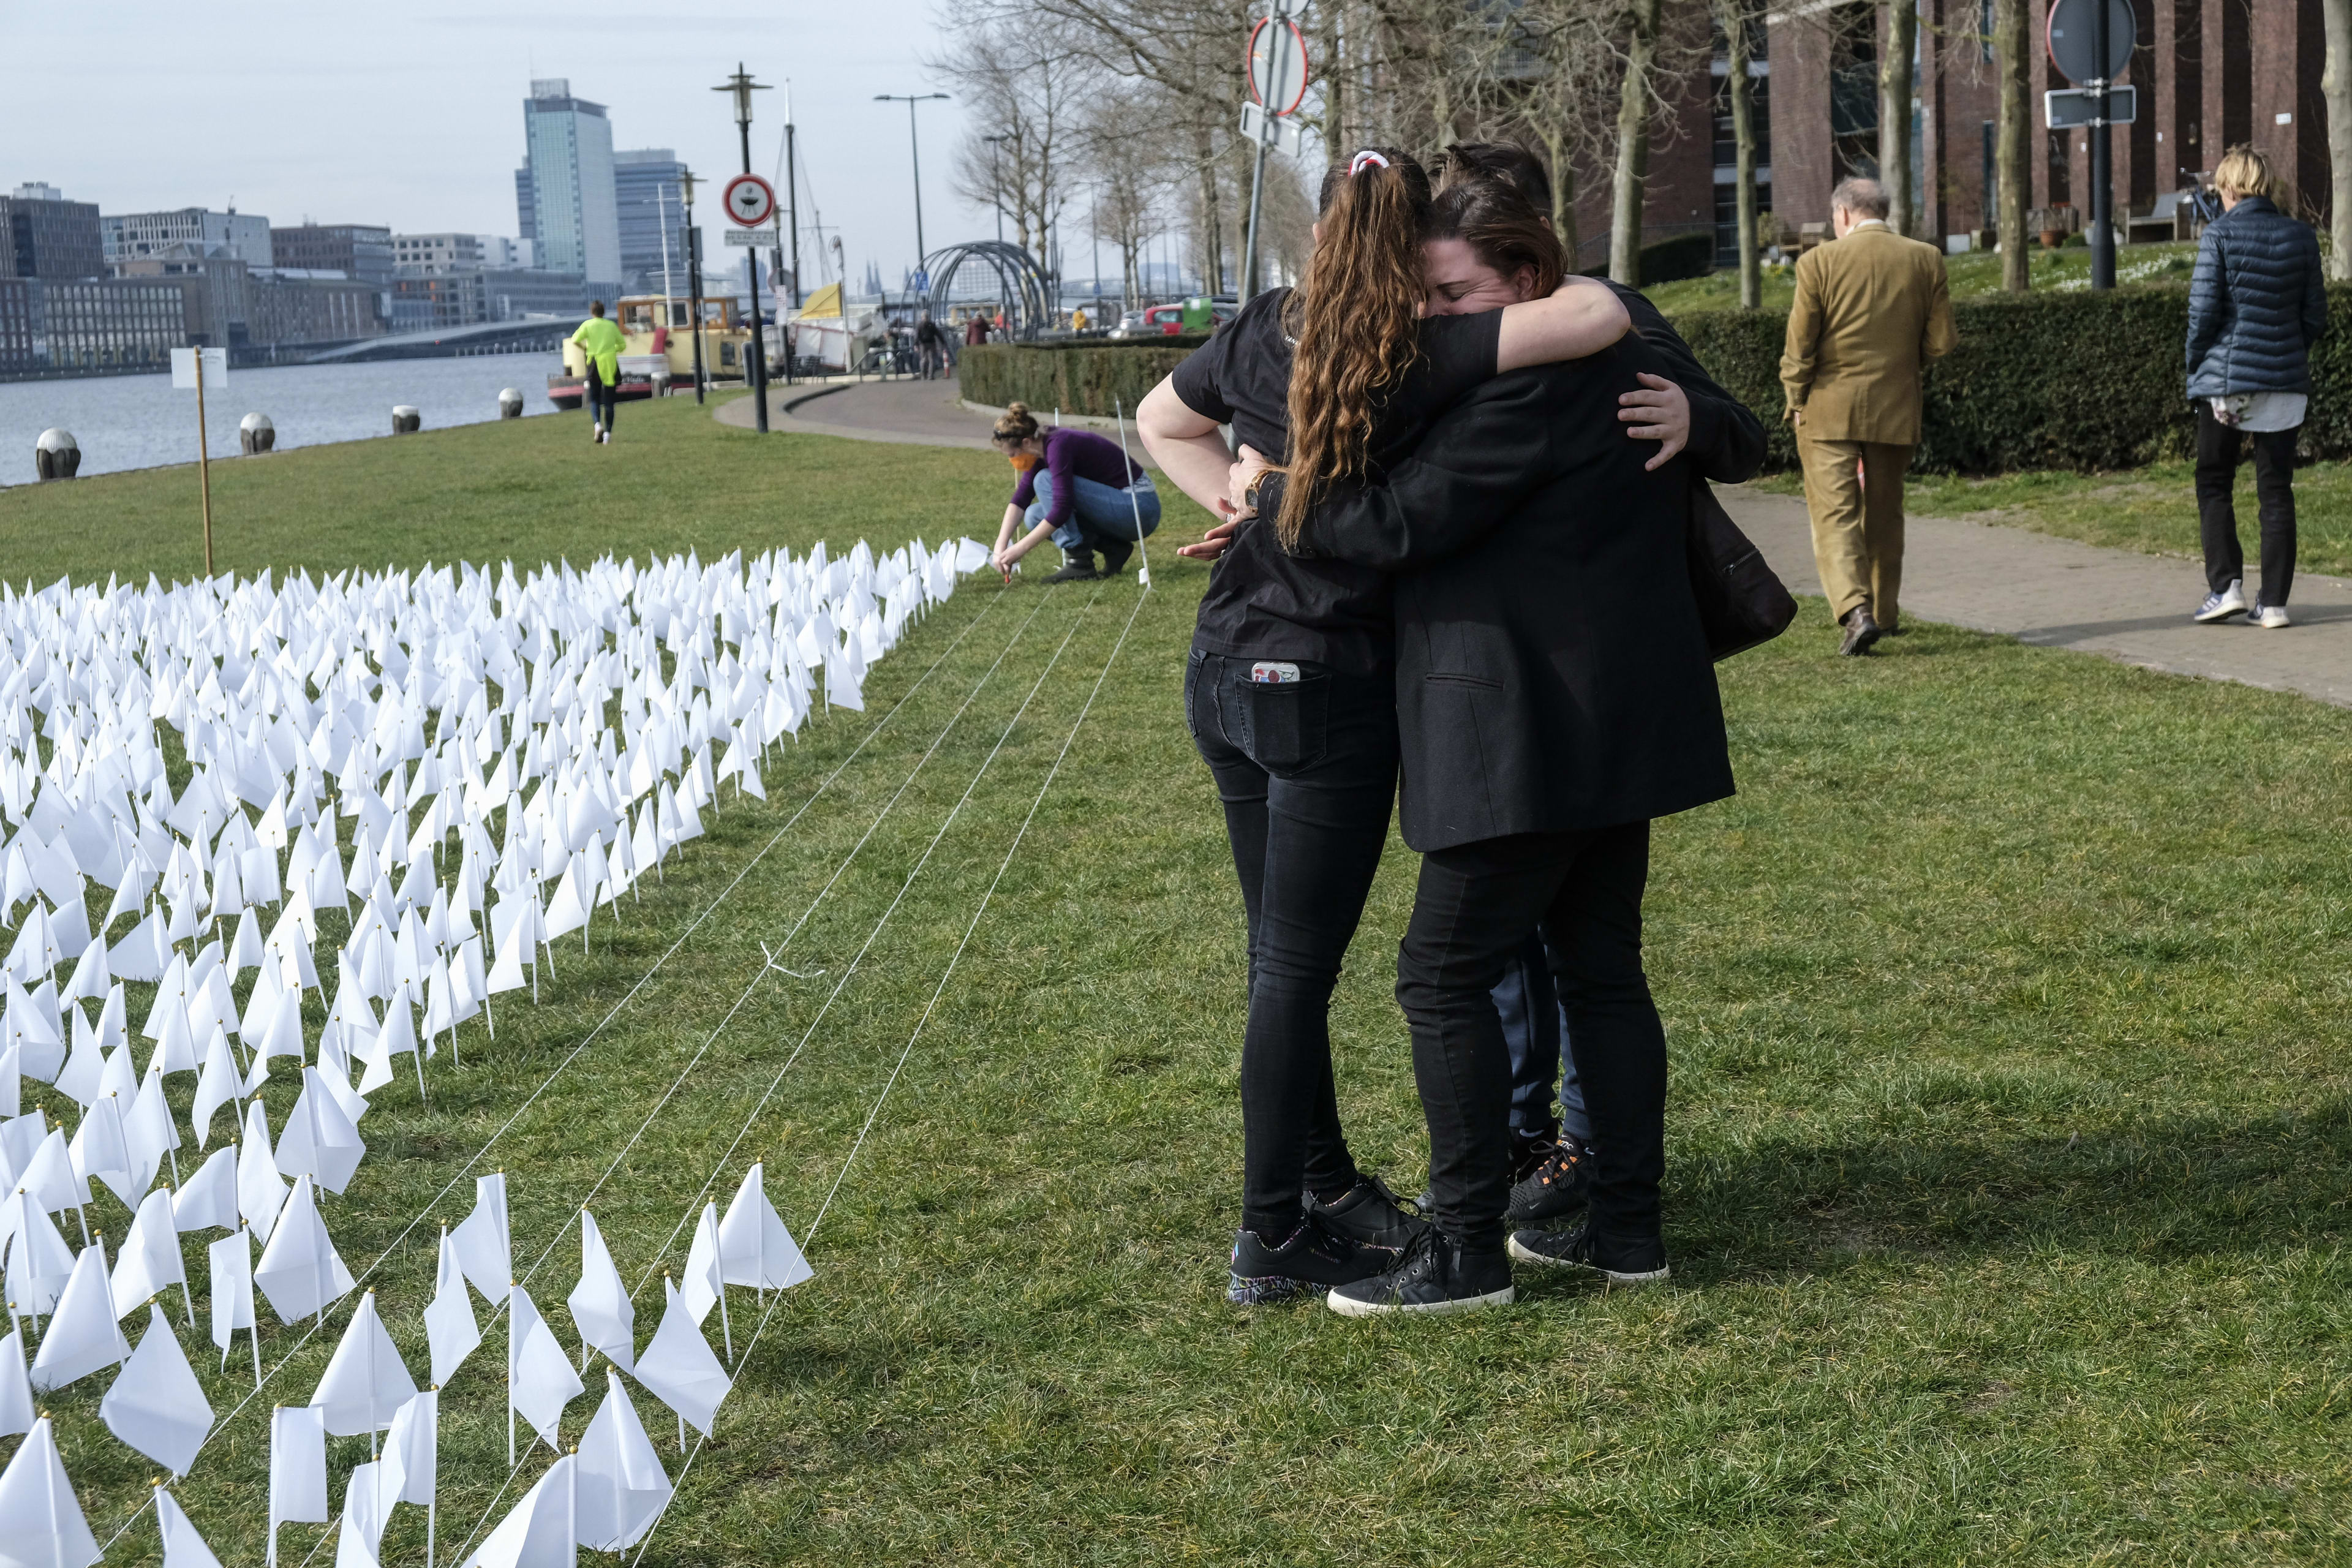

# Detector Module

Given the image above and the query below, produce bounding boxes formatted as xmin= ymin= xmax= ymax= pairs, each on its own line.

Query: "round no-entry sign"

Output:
xmin=723 ymin=173 xmax=777 ymax=228
xmin=1247 ymin=18 xmax=1310 ymax=115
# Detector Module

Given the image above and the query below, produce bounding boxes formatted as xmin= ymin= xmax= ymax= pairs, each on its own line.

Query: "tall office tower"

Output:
xmin=514 ymin=167 xmax=535 ymax=247
xmin=520 ymin=78 xmax=620 ymax=289
xmin=0 ymin=184 xmax=104 ymax=279
xmin=613 ymin=148 xmax=688 ymax=293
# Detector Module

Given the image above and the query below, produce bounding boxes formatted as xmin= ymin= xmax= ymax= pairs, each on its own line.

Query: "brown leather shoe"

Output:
xmin=1838 ymin=605 xmax=1883 ymax=657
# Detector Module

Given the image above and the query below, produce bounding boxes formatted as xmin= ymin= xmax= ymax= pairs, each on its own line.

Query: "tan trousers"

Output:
xmin=1799 ymin=433 xmax=1912 ymax=627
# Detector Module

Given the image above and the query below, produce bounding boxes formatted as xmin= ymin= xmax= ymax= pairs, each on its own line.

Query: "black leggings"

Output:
xmin=1186 ymin=650 xmax=1398 ymax=1239
xmin=587 ymin=363 xmax=619 ymax=429
xmin=2196 ymin=401 xmax=2297 ymax=604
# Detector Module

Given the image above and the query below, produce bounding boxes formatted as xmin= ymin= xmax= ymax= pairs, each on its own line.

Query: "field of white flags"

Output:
xmin=0 ymin=533 xmax=995 ymax=1566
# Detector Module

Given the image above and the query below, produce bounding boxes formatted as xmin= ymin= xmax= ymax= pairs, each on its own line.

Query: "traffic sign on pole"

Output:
xmin=2044 ymin=0 xmax=2133 ymax=85
xmin=1247 ymin=18 xmax=1310 ymax=115
xmin=2045 ymin=85 xmax=2136 ymax=129
xmin=722 ymin=173 xmax=777 ymax=228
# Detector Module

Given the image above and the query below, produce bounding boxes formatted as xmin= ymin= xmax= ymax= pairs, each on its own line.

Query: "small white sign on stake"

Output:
xmin=170 ymin=347 xmax=227 ymax=390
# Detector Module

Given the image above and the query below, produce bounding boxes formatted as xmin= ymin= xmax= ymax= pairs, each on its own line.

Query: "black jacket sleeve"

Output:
xmin=1272 ymin=370 xmax=1574 ymax=574
xmin=1610 ymin=281 xmax=1766 ymax=484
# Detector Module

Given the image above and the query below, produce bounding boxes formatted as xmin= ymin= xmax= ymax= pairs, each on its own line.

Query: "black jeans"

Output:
xmin=2196 ymin=402 xmax=2298 ymax=604
xmin=1396 ymin=822 xmax=1664 ymax=1253
xmin=1186 ymin=650 xmax=1399 ymax=1238
xmin=586 ymin=363 xmax=619 ymax=430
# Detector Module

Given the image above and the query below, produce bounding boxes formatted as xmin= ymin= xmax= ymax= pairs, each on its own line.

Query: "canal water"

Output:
xmin=0 ymin=355 xmax=568 ymax=486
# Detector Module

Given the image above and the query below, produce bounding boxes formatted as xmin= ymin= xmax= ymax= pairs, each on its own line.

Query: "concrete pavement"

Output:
xmin=714 ymin=379 xmax=2352 ymax=710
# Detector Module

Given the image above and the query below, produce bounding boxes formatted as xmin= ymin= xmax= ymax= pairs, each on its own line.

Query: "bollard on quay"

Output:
xmin=34 ymin=428 xmax=79 ymax=481
xmin=391 ymin=405 xmax=421 ymax=435
xmin=498 ymin=388 xmax=524 ymax=420
xmin=239 ymin=413 xmax=275 ymax=454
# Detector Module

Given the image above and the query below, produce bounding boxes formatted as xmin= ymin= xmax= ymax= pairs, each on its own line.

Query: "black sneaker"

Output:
xmin=1306 ymin=1174 xmax=1429 ymax=1252
xmin=1098 ymin=538 xmax=1134 ymax=575
xmin=1227 ymin=1213 xmax=1400 ymax=1306
xmin=1327 ymin=1227 xmax=1515 ymax=1317
xmin=1506 ymin=1221 xmax=1670 ymax=1286
xmin=1044 ymin=551 xmax=1099 ymax=583
xmin=1505 ymin=1132 xmax=1592 ymax=1224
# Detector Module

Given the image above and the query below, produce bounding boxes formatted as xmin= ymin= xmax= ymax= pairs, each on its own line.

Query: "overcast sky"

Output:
xmin=9 ymin=0 xmax=977 ymax=287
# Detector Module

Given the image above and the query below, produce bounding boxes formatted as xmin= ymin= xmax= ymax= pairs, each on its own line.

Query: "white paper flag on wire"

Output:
xmin=175 ymin=1144 xmax=239 ymax=1232
xmin=238 ymin=1099 xmax=290 ymax=1242
xmin=630 ymin=1278 xmax=731 ymax=1438
xmin=270 ymin=1404 xmax=330 ymax=1564
xmin=450 ymin=1171 xmax=510 ymax=1301
xmin=0 ymin=1330 xmax=34 ymax=1439
xmin=718 ymin=1163 xmax=814 ymax=1291
xmin=29 ymin=1238 xmax=131 ymax=1392
xmin=155 ymin=1485 xmax=226 ymax=1568
xmin=385 ymin=1387 xmax=438 ymax=1507
xmin=508 ymin=1283 xmax=585 ymax=1451
xmin=678 ymin=1204 xmax=723 ymax=1325
xmin=333 ymin=1459 xmax=395 ymax=1568
xmin=310 ymin=1291 xmax=418 ymax=1436
xmin=111 ymin=1185 xmax=187 ymax=1316
xmin=576 ymin=1371 xmax=672 ymax=1552
xmin=208 ymin=1228 xmax=257 ymax=1359
xmin=275 ymin=1067 xmax=366 ymax=1195
xmin=423 ymin=1225 xmax=481 ymax=1387
xmin=566 ymin=1209 xmax=634 ymax=1374
xmin=459 ymin=1453 xmax=576 ymax=1568
xmin=0 ymin=1418 xmax=100 ymax=1568
xmin=254 ymin=1175 xmax=354 ymax=1324
xmin=98 ymin=1303 xmax=213 ymax=1475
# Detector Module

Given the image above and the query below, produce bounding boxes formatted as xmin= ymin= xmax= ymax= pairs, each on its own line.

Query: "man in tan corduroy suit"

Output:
xmin=1780 ymin=177 xmax=1959 ymax=655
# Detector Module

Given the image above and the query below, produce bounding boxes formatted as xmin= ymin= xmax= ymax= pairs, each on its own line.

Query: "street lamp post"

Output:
xmin=983 ymin=134 xmax=1008 ymax=244
xmin=716 ymin=62 xmax=772 ymax=432
xmin=876 ymin=92 xmax=949 ymax=299
xmin=680 ymin=168 xmax=707 ymax=405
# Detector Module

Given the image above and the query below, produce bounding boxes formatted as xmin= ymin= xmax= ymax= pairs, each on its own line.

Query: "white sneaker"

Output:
xmin=2193 ymin=579 xmax=2248 ymax=623
xmin=2252 ymin=604 xmax=2290 ymax=629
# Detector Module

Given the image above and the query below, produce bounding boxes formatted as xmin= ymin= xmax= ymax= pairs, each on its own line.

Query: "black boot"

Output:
xmin=1044 ymin=549 xmax=1099 ymax=583
xmin=1327 ymin=1227 xmax=1515 ymax=1317
xmin=1227 ymin=1213 xmax=1403 ymax=1305
xmin=1097 ymin=538 xmax=1134 ymax=575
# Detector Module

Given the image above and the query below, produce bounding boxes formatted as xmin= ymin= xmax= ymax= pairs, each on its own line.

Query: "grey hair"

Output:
xmin=1831 ymin=177 xmax=1891 ymax=220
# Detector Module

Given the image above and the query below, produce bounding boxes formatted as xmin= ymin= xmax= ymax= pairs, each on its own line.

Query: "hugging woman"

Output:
xmin=1137 ymin=151 xmax=1632 ymax=1305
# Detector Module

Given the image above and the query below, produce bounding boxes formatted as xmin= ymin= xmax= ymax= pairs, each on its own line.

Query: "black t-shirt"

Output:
xmin=1170 ymin=288 xmax=1500 ymax=676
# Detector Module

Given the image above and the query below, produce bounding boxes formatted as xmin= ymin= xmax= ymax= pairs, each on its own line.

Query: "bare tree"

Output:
xmin=1081 ymin=91 xmax=1185 ymax=301
xmin=935 ymin=27 xmax=1092 ymax=263
xmin=2327 ymin=0 xmax=2352 ymax=281
xmin=1878 ymin=1 xmax=1917 ymax=235
xmin=1991 ymin=0 xmax=2030 ymax=290
xmin=1608 ymin=0 xmax=1665 ymax=285
xmin=1717 ymin=0 xmax=1763 ymax=304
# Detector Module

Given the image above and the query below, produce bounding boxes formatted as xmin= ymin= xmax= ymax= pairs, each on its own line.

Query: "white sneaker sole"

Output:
xmin=2194 ymin=603 xmax=2247 ymax=624
xmin=1325 ymin=1283 xmax=1515 ymax=1317
xmin=2253 ymin=614 xmax=2290 ymax=629
xmin=1506 ymin=1234 xmax=1671 ymax=1284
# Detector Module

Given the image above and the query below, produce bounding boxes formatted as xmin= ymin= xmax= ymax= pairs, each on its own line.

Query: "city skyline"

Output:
xmin=12 ymin=0 xmax=974 ymax=290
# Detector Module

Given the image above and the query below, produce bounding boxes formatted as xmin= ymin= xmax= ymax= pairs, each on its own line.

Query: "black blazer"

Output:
xmin=1278 ymin=337 xmax=1736 ymax=851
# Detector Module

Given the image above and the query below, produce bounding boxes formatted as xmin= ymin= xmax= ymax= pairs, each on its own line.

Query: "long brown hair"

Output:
xmin=1275 ymin=148 xmax=1432 ymax=549
xmin=1426 ymin=181 xmax=1567 ymax=298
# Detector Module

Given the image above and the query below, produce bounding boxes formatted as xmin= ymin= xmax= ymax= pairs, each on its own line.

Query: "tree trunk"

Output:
xmin=1193 ymin=117 xmax=1224 ymax=294
xmin=2326 ymin=0 xmax=2352 ymax=279
xmin=1994 ymin=0 xmax=2031 ymax=291
xmin=1878 ymin=0 xmax=1916 ymax=235
xmin=1542 ymin=124 xmax=1581 ymax=265
xmin=1322 ymin=0 xmax=1348 ymax=156
xmin=1609 ymin=0 xmax=1663 ymax=286
xmin=1728 ymin=2 xmax=1762 ymax=307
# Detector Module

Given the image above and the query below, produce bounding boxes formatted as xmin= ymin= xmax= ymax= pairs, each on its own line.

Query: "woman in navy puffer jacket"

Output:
xmin=2185 ymin=146 xmax=2326 ymax=629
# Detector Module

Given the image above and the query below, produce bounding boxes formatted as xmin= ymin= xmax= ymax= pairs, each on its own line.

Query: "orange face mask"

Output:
xmin=1008 ymin=451 xmax=1039 ymax=472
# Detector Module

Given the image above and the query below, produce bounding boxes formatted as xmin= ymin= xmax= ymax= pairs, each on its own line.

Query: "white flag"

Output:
xmin=253 ymin=1175 xmax=355 ymax=1324
xmin=99 ymin=1303 xmax=213 ymax=1475
xmin=174 ymin=1144 xmax=239 ymax=1232
xmin=310 ymin=1291 xmax=417 ymax=1436
xmin=423 ymin=1226 xmax=481 ymax=1387
xmin=208 ymin=1229 xmax=257 ymax=1359
xmin=718 ymin=1163 xmax=814 ymax=1291
xmin=565 ymin=1210 xmax=634 ymax=1374
xmin=450 ymin=1170 xmax=510 ymax=1301
xmin=156 ymin=1486 xmax=225 ymax=1568
xmin=0 ymin=1419 xmax=99 ymax=1568
xmin=575 ymin=1370 xmax=671 ymax=1552
xmin=110 ymin=1184 xmax=187 ymax=1316
xmin=29 ymin=1238 xmax=131 ymax=1392
xmin=459 ymin=1453 xmax=576 ymax=1568
xmin=630 ymin=1278 xmax=730 ymax=1438
xmin=508 ymin=1284 xmax=584 ymax=1451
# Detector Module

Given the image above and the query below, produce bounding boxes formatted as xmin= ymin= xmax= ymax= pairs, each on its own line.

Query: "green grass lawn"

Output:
xmin=5 ymin=399 xmax=2351 ymax=1564
xmin=1643 ymin=240 xmax=2199 ymax=316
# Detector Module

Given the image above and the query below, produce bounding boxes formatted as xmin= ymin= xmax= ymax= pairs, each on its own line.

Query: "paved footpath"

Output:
xmin=721 ymin=378 xmax=2352 ymax=710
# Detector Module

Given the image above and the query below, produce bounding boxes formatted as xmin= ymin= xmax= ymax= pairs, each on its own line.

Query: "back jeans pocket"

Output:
xmin=1224 ymin=673 xmax=1332 ymax=774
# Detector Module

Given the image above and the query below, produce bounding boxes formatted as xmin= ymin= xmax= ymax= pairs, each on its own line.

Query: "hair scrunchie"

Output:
xmin=1348 ymin=149 xmax=1391 ymax=176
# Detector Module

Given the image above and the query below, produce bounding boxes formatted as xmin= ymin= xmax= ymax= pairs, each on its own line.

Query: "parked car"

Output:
xmin=1107 ymin=300 xmax=1238 ymax=338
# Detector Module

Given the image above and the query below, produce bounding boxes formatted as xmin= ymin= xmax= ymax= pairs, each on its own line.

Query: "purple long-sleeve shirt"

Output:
xmin=1009 ymin=426 xmax=1144 ymax=527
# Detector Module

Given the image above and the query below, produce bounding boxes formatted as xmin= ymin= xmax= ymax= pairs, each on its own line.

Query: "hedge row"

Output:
xmin=1675 ymin=281 xmax=2352 ymax=474
xmin=957 ymin=337 xmax=1209 ymax=418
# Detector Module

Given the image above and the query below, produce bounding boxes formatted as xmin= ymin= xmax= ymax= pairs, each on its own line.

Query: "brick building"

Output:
xmin=1763 ymin=1 xmax=2329 ymax=246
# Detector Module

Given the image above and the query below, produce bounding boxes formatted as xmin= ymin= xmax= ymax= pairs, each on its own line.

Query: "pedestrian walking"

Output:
xmin=571 ymin=300 xmax=626 ymax=445
xmin=1779 ymin=178 xmax=1957 ymax=655
xmin=914 ymin=312 xmax=946 ymax=380
xmin=965 ymin=313 xmax=990 ymax=350
xmin=2186 ymin=145 xmax=2327 ymax=629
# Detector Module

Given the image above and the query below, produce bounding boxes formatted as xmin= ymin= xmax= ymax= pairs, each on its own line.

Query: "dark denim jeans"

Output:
xmin=1186 ymin=649 xmax=1399 ymax=1238
xmin=1494 ymin=932 xmax=1592 ymax=1145
xmin=1396 ymin=823 xmax=1664 ymax=1253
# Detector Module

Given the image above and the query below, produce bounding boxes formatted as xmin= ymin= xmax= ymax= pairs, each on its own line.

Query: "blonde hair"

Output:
xmin=992 ymin=402 xmax=1039 ymax=444
xmin=2213 ymin=146 xmax=2280 ymax=202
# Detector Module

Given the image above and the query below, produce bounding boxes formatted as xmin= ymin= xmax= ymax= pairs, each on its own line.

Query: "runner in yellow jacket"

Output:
xmin=572 ymin=301 xmax=627 ymax=444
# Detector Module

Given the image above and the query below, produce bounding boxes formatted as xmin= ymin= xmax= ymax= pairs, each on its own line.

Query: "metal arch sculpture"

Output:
xmin=918 ymin=241 xmax=1054 ymax=338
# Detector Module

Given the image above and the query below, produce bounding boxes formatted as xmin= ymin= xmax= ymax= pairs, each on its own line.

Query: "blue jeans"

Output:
xmin=1495 ymin=932 xmax=1591 ymax=1145
xmin=1026 ymin=470 xmax=1162 ymax=554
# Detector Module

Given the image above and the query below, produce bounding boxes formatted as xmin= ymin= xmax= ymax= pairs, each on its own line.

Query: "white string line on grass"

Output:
xmin=503 ymin=588 xmax=1058 ymax=1291
xmin=447 ymin=584 xmax=1112 ymax=1566
xmin=627 ymin=586 xmax=1150 ymax=1567
xmin=91 ymin=585 xmax=1014 ymax=1559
